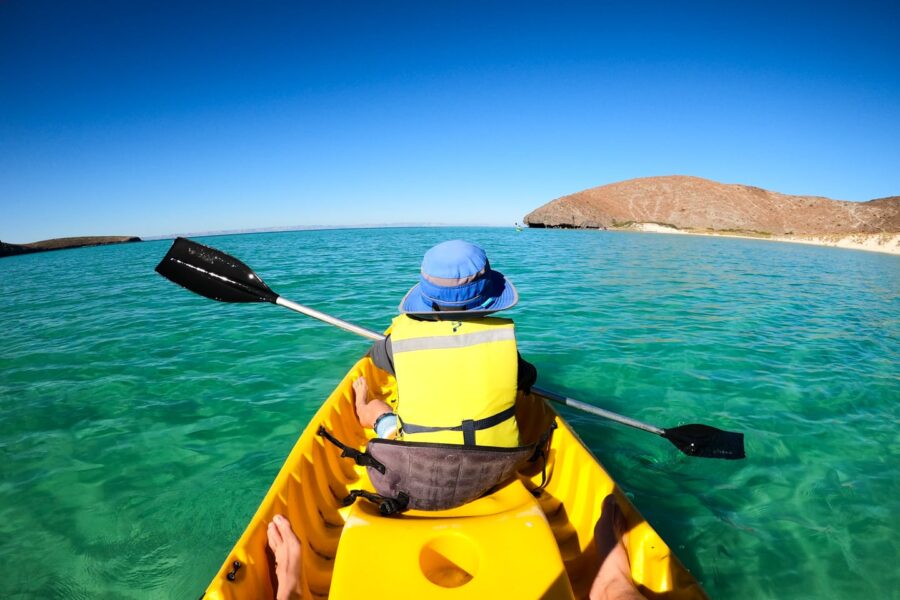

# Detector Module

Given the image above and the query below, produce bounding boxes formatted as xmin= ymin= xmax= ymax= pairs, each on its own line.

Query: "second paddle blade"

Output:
xmin=663 ymin=424 xmax=746 ymax=459
xmin=155 ymin=237 xmax=279 ymax=304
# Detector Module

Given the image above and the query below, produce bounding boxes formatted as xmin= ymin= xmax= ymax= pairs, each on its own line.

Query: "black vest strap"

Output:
xmin=400 ymin=405 xmax=517 ymax=445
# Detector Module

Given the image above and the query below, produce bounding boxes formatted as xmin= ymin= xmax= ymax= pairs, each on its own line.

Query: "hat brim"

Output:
xmin=399 ymin=270 xmax=519 ymax=317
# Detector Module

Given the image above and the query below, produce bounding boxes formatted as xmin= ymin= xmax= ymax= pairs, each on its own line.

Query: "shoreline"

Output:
xmin=613 ymin=223 xmax=900 ymax=256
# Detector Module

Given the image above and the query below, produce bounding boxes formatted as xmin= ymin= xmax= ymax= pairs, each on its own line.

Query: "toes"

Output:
xmin=601 ymin=494 xmax=617 ymax=514
xmin=594 ymin=494 xmax=619 ymax=562
xmin=267 ymin=519 xmax=284 ymax=551
xmin=273 ymin=514 xmax=299 ymax=543
xmin=612 ymin=502 xmax=628 ymax=540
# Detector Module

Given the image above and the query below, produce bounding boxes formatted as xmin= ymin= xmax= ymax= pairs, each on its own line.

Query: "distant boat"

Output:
xmin=515 ymin=222 xmax=523 ymax=232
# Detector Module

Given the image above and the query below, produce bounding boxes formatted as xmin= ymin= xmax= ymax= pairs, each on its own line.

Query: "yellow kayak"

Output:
xmin=201 ymin=356 xmax=707 ymax=599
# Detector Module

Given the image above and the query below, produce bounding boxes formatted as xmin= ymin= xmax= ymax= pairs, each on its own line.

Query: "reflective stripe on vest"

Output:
xmin=391 ymin=315 xmax=520 ymax=447
xmin=391 ymin=328 xmax=516 ymax=353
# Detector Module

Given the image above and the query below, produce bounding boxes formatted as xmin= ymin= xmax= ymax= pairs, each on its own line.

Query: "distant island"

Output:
xmin=0 ymin=236 xmax=142 ymax=258
xmin=524 ymin=176 xmax=900 ymax=255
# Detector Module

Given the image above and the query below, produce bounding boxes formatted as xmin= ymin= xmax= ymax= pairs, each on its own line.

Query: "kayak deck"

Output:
xmin=202 ymin=357 xmax=707 ymax=599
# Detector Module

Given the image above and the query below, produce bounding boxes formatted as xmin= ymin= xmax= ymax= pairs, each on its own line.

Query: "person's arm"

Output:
xmin=363 ymin=337 xmax=399 ymax=438
xmin=517 ymin=353 xmax=537 ymax=392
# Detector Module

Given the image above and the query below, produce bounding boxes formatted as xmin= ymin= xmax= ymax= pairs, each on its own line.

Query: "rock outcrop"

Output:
xmin=524 ymin=176 xmax=899 ymax=235
xmin=0 ymin=236 xmax=142 ymax=258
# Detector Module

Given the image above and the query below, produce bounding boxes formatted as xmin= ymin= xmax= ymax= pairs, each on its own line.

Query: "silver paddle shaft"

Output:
xmin=532 ymin=386 xmax=665 ymax=436
xmin=275 ymin=297 xmax=384 ymax=341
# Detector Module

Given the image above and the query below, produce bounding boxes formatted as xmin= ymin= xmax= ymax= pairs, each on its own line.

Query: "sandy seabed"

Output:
xmin=623 ymin=223 xmax=900 ymax=256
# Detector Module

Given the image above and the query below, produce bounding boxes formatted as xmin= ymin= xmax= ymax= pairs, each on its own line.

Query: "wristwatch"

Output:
xmin=373 ymin=411 xmax=398 ymax=438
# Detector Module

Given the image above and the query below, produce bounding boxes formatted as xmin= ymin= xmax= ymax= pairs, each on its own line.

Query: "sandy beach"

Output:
xmin=620 ymin=223 xmax=900 ymax=256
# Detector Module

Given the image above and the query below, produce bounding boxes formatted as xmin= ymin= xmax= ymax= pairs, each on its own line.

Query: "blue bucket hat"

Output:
xmin=399 ymin=240 xmax=518 ymax=316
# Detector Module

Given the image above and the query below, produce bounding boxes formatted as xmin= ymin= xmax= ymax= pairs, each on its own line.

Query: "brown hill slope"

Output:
xmin=524 ymin=176 xmax=900 ymax=235
xmin=0 ymin=236 xmax=141 ymax=258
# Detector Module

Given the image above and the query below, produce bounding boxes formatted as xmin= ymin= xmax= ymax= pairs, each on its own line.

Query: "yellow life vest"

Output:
xmin=390 ymin=314 xmax=520 ymax=447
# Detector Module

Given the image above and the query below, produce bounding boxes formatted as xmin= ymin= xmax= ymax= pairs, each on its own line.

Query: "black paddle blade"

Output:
xmin=155 ymin=237 xmax=278 ymax=304
xmin=663 ymin=424 xmax=745 ymax=459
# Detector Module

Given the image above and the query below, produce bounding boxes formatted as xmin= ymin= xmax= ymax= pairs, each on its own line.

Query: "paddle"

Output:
xmin=155 ymin=237 xmax=745 ymax=460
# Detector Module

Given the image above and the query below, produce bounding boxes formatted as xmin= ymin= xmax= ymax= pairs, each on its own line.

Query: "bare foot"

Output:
xmin=589 ymin=495 xmax=644 ymax=600
xmin=267 ymin=514 xmax=302 ymax=600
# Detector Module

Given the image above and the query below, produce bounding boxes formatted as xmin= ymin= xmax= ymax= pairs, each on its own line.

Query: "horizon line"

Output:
xmin=136 ymin=222 xmax=523 ymax=242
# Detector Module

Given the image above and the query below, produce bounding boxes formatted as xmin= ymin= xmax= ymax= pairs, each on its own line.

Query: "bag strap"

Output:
xmin=343 ymin=490 xmax=410 ymax=516
xmin=316 ymin=425 xmax=386 ymax=474
xmin=528 ymin=421 xmax=558 ymax=496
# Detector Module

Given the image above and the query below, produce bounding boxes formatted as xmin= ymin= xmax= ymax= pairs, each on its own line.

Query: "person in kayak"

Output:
xmin=353 ymin=239 xmax=537 ymax=445
xmin=325 ymin=239 xmax=550 ymax=513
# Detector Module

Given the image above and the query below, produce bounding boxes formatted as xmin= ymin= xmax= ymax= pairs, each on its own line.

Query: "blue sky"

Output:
xmin=2 ymin=1 xmax=899 ymax=243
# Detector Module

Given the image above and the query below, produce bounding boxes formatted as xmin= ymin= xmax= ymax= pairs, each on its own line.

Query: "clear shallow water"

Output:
xmin=1 ymin=227 xmax=898 ymax=599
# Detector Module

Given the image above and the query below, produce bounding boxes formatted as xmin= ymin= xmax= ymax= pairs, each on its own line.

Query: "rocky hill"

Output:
xmin=524 ymin=176 xmax=900 ymax=235
xmin=0 ymin=236 xmax=141 ymax=258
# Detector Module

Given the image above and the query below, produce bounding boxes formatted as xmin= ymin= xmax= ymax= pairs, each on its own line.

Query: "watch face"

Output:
xmin=374 ymin=411 xmax=397 ymax=438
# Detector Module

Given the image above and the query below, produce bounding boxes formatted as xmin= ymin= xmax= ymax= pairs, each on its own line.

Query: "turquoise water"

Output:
xmin=1 ymin=227 xmax=898 ymax=599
